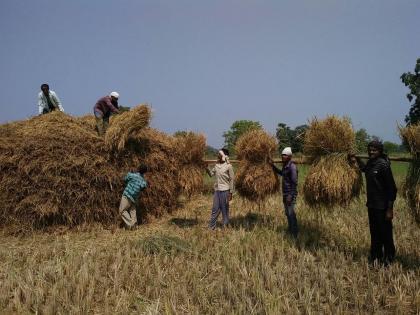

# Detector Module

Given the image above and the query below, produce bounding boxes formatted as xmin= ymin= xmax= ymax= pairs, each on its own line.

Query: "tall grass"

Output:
xmin=1 ymin=189 xmax=419 ymax=314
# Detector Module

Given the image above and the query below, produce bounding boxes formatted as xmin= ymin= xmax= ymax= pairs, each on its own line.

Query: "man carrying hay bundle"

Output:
xmin=93 ymin=91 xmax=120 ymax=136
xmin=269 ymin=147 xmax=299 ymax=238
xmin=206 ymin=148 xmax=234 ymax=230
xmin=119 ymin=164 xmax=148 ymax=229
xmin=350 ymin=141 xmax=397 ymax=266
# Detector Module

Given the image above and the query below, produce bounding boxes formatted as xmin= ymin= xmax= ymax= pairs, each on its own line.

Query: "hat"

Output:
xmin=281 ymin=147 xmax=292 ymax=156
xmin=110 ymin=91 xmax=119 ymax=99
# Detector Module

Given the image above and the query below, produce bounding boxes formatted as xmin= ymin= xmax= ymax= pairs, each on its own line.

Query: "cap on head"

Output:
xmin=110 ymin=91 xmax=119 ymax=99
xmin=281 ymin=147 xmax=292 ymax=156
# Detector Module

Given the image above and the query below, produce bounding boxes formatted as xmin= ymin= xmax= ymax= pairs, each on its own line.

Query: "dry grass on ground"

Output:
xmin=1 ymin=194 xmax=419 ymax=314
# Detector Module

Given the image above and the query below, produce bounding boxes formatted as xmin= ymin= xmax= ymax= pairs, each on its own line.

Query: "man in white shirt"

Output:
xmin=38 ymin=83 xmax=64 ymax=115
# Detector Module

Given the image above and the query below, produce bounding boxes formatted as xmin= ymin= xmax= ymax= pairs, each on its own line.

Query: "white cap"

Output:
xmin=281 ymin=147 xmax=292 ymax=156
xmin=110 ymin=91 xmax=119 ymax=99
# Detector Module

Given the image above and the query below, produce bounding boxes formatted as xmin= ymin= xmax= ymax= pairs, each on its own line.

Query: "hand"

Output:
xmin=228 ymin=192 xmax=233 ymax=202
xmin=385 ymin=208 xmax=393 ymax=221
xmin=268 ymin=158 xmax=274 ymax=165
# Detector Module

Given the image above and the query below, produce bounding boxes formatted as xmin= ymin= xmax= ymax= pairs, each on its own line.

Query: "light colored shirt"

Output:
xmin=208 ymin=162 xmax=235 ymax=192
xmin=38 ymin=91 xmax=64 ymax=115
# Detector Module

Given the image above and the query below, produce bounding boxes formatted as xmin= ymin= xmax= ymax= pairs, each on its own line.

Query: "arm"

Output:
xmin=51 ymin=91 xmax=64 ymax=112
xmin=382 ymin=164 xmax=397 ymax=219
xmin=105 ymin=98 xmax=119 ymax=113
xmin=38 ymin=93 xmax=45 ymax=115
xmin=228 ymin=165 xmax=235 ymax=199
xmin=205 ymin=166 xmax=215 ymax=177
xmin=268 ymin=159 xmax=282 ymax=175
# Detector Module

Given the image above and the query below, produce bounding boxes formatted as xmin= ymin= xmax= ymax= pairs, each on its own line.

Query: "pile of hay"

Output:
xmin=174 ymin=132 xmax=207 ymax=197
xmin=303 ymin=116 xmax=362 ymax=208
xmin=400 ymin=124 xmax=420 ymax=223
xmin=235 ymin=129 xmax=280 ymax=203
xmin=0 ymin=105 xmax=181 ymax=231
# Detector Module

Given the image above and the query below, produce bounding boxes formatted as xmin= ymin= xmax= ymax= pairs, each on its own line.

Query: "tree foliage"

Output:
xmin=401 ymin=58 xmax=420 ymax=125
xmin=275 ymin=123 xmax=308 ymax=153
xmin=223 ymin=120 xmax=262 ymax=154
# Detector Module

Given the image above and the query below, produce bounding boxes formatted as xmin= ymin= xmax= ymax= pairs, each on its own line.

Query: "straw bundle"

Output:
xmin=303 ymin=116 xmax=362 ymax=208
xmin=75 ymin=114 xmax=97 ymax=133
xmin=174 ymin=132 xmax=207 ymax=197
xmin=0 ymin=111 xmax=181 ymax=231
xmin=235 ymin=130 xmax=280 ymax=203
xmin=400 ymin=124 xmax=420 ymax=223
xmin=105 ymin=104 xmax=152 ymax=151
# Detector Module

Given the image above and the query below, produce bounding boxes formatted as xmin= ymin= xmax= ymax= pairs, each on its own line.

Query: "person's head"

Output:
xmin=217 ymin=148 xmax=229 ymax=163
xmin=367 ymin=140 xmax=384 ymax=160
xmin=41 ymin=83 xmax=49 ymax=94
xmin=281 ymin=147 xmax=292 ymax=163
xmin=110 ymin=91 xmax=119 ymax=102
xmin=138 ymin=164 xmax=148 ymax=175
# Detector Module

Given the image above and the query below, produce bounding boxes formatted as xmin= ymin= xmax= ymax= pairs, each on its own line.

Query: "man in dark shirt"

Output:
xmin=269 ymin=147 xmax=299 ymax=238
xmin=93 ymin=92 xmax=120 ymax=136
xmin=350 ymin=140 xmax=397 ymax=265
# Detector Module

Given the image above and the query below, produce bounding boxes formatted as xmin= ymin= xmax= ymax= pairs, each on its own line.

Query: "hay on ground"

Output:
xmin=400 ymin=124 xmax=420 ymax=223
xmin=303 ymin=116 xmax=362 ymax=208
xmin=235 ymin=129 xmax=280 ymax=204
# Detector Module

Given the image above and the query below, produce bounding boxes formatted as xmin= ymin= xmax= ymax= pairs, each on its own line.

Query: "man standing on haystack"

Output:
xmin=93 ymin=92 xmax=120 ymax=136
xmin=206 ymin=148 xmax=235 ymax=230
xmin=269 ymin=147 xmax=299 ymax=238
xmin=119 ymin=164 xmax=148 ymax=229
xmin=350 ymin=141 xmax=397 ymax=266
xmin=38 ymin=83 xmax=64 ymax=115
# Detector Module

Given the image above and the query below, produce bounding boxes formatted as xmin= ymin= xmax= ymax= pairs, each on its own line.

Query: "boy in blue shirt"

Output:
xmin=119 ymin=164 xmax=148 ymax=229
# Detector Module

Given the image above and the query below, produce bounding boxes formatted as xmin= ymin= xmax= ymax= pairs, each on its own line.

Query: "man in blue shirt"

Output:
xmin=269 ymin=147 xmax=299 ymax=238
xmin=119 ymin=164 xmax=148 ymax=229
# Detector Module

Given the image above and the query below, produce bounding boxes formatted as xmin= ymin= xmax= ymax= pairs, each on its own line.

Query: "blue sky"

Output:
xmin=1 ymin=0 xmax=419 ymax=147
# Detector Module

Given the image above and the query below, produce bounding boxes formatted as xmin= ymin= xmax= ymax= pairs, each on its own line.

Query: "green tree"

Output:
xmin=355 ymin=128 xmax=371 ymax=153
xmin=275 ymin=123 xmax=308 ymax=153
xmin=383 ymin=141 xmax=401 ymax=154
xmin=401 ymin=58 xmax=420 ymax=125
xmin=223 ymin=120 xmax=262 ymax=154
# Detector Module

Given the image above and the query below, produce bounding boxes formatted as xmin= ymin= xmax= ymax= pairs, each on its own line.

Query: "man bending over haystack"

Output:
xmin=119 ymin=164 xmax=148 ymax=229
xmin=93 ymin=91 xmax=120 ymax=136
xmin=269 ymin=147 xmax=299 ymax=238
xmin=206 ymin=149 xmax=235 ymax=230
xmin=38 ymin=83 xmax=64 ymax=115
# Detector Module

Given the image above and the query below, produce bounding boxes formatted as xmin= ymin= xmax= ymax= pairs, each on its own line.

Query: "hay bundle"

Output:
xmin=174 ymin=132 xmax=207 ymax=197
xmin=123 ymin=128 xmax=181 ymax=219
xmin=0 ymin=112 xmax=120 ymax=230
xmin=303 ymin=116 xmax=362 ymax=208
xmin=0 ymin=110 xmax=180 ymax=231
xmin=400 ymin=124 xmax=420 ymax=223
xmin=105 ymin=104 xmax=152 ymax=151
xmin=75 ymin=114 xmax=97 ymax=133
xmin=235 ymin=130 xmax=280 ymax=203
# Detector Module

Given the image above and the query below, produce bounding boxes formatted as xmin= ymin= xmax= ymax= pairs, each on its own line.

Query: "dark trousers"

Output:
xmin=209 ymin=190 xmax=229 ymax=229
xmin=283 ymin=196 xmax=298 ymax=237
xmin=368 ymin=208 xmax=395 ymax=264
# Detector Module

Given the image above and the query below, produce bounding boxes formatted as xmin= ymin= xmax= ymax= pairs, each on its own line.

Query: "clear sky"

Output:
xmin=1 ymin=0 xmax=419 ymax=147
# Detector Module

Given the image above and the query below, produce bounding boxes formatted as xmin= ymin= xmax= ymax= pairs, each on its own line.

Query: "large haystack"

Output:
xmin=0 ymin=106 xmax=181 ymax=231
xmin=174 ymin=132 xmax=207 ymax=197
xmin=235 ymin=129 xmax=280 ymax=203
xmin=400 ymin=124 xmax=420 ymax=223
xmin=303 ymin=116 xmax=362 ymax=208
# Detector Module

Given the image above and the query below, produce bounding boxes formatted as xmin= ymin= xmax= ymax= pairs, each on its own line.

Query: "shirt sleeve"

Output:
xmin=51 ymin=91 xmax=64 ymax=112
xmin=290 ymin=163 xmax=298 ymax=192
xmin=38 ymin=93 xmax=44 ymax=115
xmin=381 ymin=164 xmax=397 ymax=208
xmin=106 ymin=98 xmax=119 ymax=113
xmin=271 ymin=163 xmax=283 ymax=176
